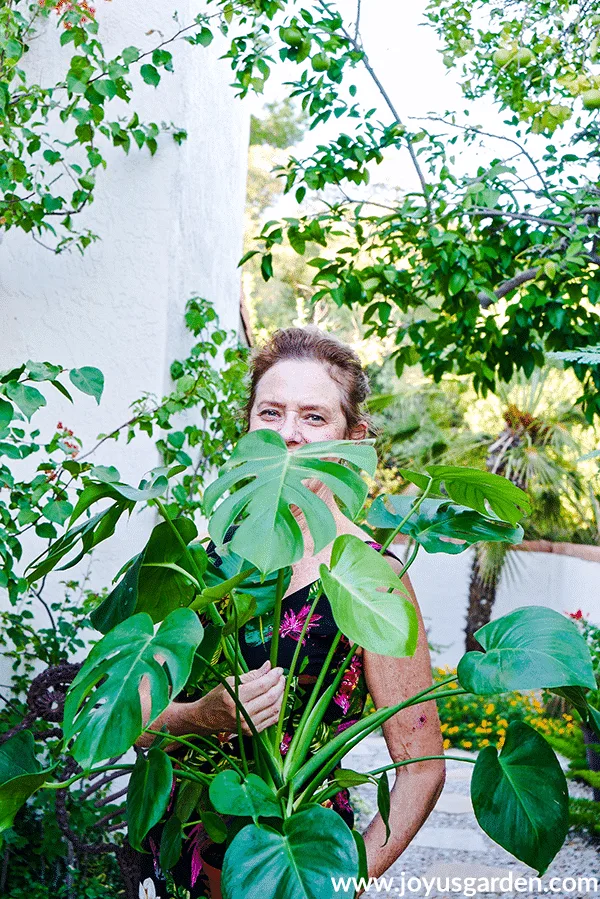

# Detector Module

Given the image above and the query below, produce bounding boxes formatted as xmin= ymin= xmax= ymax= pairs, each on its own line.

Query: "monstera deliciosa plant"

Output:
xmin=2 ymin=429 xmax=600 ymax=898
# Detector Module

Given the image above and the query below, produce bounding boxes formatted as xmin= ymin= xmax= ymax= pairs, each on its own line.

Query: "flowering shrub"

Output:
xmin=433 ymin=666 xmax=585 ymax=758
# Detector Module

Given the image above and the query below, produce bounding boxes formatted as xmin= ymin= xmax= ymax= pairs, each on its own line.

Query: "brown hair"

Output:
xmin=243 ymin=326 xmax=376 ymax=438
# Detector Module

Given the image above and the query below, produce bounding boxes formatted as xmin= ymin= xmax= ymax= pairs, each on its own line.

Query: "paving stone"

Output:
xmin=410 ymin=827 xmax=487 ymax=852
xmin=445 ymin=766 xmax=473 ymax=782
xmin=434 ymin=791 xmax=473 ymax=814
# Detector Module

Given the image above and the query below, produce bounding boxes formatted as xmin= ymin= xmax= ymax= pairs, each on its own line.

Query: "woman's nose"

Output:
xmin=278 ymin=412 xmax=302 ymax=444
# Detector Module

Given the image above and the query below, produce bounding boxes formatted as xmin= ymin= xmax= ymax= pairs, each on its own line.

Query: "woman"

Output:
xmin=136 ymin=327 xmax=445 ymax=898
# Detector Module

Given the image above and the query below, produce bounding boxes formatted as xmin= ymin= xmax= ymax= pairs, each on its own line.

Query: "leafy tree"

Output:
xmin=234 ymin=0 xmax=600 ymax=419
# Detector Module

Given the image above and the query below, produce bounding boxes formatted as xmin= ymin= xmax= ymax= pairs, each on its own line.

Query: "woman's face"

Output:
xmin=248 ymin=358 xmax=368 ymax=513
xmin=248 ymin=358 xmax=365 ymax=448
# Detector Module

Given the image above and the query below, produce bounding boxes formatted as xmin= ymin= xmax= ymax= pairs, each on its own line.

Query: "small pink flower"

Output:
xmin=336 ymin=718 xmax=358 ymax=734
xmin=280 ymin=733 xmax=292 ymax=756
xmin=279 ymin=604 xmax=322 ymax=644
xmin=569 ymin=609 xmax=584 ymax=620
xmin=333 ymin=654 xmax=362 ymax=713
xmin=187 ymin=823 xmax=204 ymax=887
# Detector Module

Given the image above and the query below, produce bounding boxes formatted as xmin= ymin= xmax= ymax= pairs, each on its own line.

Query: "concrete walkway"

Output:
xmin=345 ymin=736 xmax=599 ymax=899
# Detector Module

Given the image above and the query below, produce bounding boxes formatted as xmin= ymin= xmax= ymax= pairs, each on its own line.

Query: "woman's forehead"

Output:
xmin=255 ymin=359 xmax=344 ymax=406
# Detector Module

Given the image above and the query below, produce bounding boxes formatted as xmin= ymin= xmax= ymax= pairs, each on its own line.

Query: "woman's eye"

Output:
xmin=260 ymin=409 xmax=279 ymax=418
xmin=308 ymin=414 xmax=324 ymax=422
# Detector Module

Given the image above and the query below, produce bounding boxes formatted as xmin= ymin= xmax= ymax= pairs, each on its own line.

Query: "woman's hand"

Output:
xmin=191 ymin=660 xmax=286 ymax=736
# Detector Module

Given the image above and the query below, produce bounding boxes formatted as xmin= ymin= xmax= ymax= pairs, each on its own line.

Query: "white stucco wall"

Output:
xmin=0 ymin=2 xmax=249 ymax=682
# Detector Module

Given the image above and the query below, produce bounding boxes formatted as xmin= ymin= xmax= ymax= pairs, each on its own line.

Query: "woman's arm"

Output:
xmin=134 ymin=660 xmax=286 ymax=751
xmin=361 ymin=564 xmax=445 ymax=880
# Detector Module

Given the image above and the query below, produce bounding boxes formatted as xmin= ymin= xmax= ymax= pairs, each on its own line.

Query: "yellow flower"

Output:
xmin=461 ymin=741 xmax=473 ymax=748
xmin=440 ymin=723 xmax=448 ymax=732
xmin=480 ymin=738 xmax=490 ymax=746
xmin=443 ymin=738 xmax=451 ymax=750
xmin=485 ymin=703 xmax=495 ymax=715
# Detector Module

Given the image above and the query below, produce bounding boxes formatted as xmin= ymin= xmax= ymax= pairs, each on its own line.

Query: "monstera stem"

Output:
xmin=154 ymin=498 xmax=248 ymax=674
xmin=379 ymin=479 xmax=434 ymax=553
xmin=274 ymin=584 xmax=324 ymax=751
xmin=291 ymin=682 xmax=464 ymax=801
xmin=269 ymin=567 xmax=287 ymax=669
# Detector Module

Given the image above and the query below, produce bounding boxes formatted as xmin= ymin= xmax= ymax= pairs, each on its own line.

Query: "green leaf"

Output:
xmin=160 ymin=815 xmax=183 ymax=870
xmin=449 ymin=271 xmax=467 ymax=295
xmin=42 ymin=500 xmax=74 ymax=525
xmin=209 ymin=770 xmax=282 ymax=820
xmin=319 ymin=535 xmax=418 ymax=658
xmin=0 ymin=732 xmax=51 ymax=836
xmin=457 ymin=607 xmax=596 ymax=694
xmin=140 ymin=64 xmax=161 ymax=87
xmin=471 ymin=721 xmax=568 ymax=874
xmin=6 ymin=382 xmax=46 ymax=420
xmin=221 ymin=806 xmax=358 ymax=899
xmin=135 ymin=518 xmax=199 ymax=622
xmin=376 ymin=772 xmax=391 ymax=845
xmin=202 ymin=539 xmax=290 ymax=616
xmin=203 ymin=430 xmax=377 ymax=574
xmin=26 ymin=361 xmax=62 ymax=381
xmin=69 ymin=367 xmax=104 ymax=404
xmin=127 ymin=748 xmax=173 ymax=851
xmin=90 ymin=553 xmax=144 ymax=634
xmin=367 ymin=496 xmax=523 ymax=554
xmin=200 ymin=810 xmax=228 ymax=843
xmin=425 ymin=466 xmax=531 ymax=526
xmin=122 ymin=46 xmax=140 ymax=64
xmin=0 ymin=399 xmax=13 ymax=430
xmin=352 ymin=829 xmax=368 ymax=884
xmin=63 ymin=608 xmax=204 ymax=767
xmin=50 ymin=380 xmax=74 ymax=402
xmin=91 ymin=465 xmax=120 ymax=483
xmin=95 ymin=79 xmax=117 ymax=100
xmin=333 ymin=769 xmax=372 ymax=788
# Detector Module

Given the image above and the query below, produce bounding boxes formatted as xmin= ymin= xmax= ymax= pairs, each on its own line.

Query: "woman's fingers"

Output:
xmin=244 ymin=675 xmax=285 ymax=715
xmin=231 ymin=666 xmax=284 ymax=703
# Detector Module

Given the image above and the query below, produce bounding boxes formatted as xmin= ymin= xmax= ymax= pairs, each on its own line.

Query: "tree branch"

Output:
xmin=315 ymin=0 xmax=432 ymax=217
xmin=478 ymin=267 xmax=540 ymax=308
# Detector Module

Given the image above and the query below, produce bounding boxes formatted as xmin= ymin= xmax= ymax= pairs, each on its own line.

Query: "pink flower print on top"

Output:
xmin=333 ymin=654 xmax=362 ymax=715
xmin=279 ymin=604 xmax=322 ymax=644
xmin=187 ymin=823 xmax=205 ymax=887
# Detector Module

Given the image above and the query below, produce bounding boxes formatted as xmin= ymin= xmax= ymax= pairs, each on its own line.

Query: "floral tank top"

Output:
xmin=139 ymin=535 xmax=397 ymax=897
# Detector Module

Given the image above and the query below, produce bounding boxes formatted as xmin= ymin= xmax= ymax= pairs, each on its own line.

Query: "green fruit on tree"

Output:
xmin=515 ymin=48 xmax=535 ymax=65
xmin=281 ymin=26 xmax=303 ymax=47
xmin=311 ymin=52 xmax=331 ymax=72
xmin=582 ymin=89 xmax=600 ymax=110
xmin=493 ymin=48 xmax=516 ymax=67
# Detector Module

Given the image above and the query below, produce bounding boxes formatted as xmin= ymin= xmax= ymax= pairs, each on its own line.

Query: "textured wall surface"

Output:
xmin=0 ymin=2 xmax=249 ymax=676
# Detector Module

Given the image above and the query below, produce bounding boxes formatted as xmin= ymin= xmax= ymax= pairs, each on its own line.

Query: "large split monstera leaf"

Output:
xmin=367 ymin=496 xmax=524 ymax=554
xmin=471 ymin=721 xmax=569 ymax=874
xmin=63 ymin=608 xmax=203 ymax=768
xmin=202 ymin=430 xmax=377 ymax=574
xmin=458 ymin=606 xmax=596 ymax=694
xmin=400 ymin=465 xmax=531 ymax=525
xmin=319 ymin=535 xmax=418 ymax=658
xmin=221 ymin=805 xmax=358 ymax=899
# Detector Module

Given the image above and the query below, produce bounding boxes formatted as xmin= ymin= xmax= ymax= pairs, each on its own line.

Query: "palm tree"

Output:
xmin=367 ymin=363 xmax=599 ymax=652
xmin=465 ymin=369 xmax=593 ymax=649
